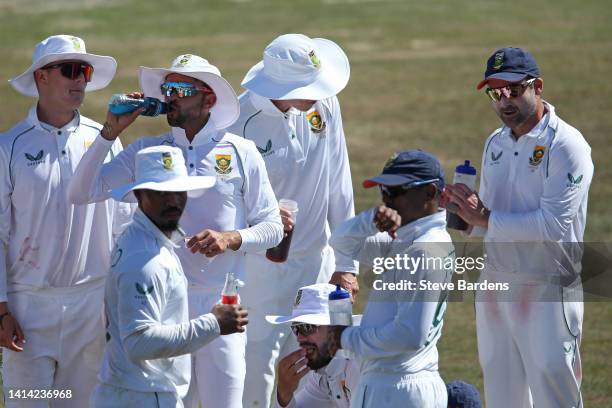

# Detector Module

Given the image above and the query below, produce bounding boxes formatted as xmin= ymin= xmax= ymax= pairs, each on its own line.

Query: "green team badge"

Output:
xmin=308 ymin=50 xmax=321 ymax=69
xmin=383 ymin=153 xmax=398 ymax=169
xmin=70 ymin=36 xmax=82 ymax=51
xmin=306 ymin=111 xmax=326 ymax=133
xmin=529 ymin=145 xmax=545 ymax=167
xmin=493 ymin=51 xmax=504 ymax=70
xmin=162 ymin=152 xmax=174 ymax=170
xmin=215 ymin=154 xmax=232 ymax=174
xmin=135 ymin=283 xmax=154 ymax=295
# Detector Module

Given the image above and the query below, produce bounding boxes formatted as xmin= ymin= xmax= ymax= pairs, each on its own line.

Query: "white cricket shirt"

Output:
xmin=68 ymin=116 xmax=283 ymax=289
xmin=476 ymin=102 xmax=594 ymax=281
xmin=227 ymin=92 xmax=357 ymax=272
xmin=100 ymin=208 xmax=220 ymax=395
xmin=330 ymin=209 xmax=454 ymax=377
xmin=0 ymin=106 xmax=128 ymax=302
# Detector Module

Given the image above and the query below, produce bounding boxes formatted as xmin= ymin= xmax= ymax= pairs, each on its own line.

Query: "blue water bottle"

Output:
xmin=108 ymin=94 xmax=167 ymax=117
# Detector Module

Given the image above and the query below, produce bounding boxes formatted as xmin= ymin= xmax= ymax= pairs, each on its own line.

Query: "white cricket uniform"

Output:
xmin=273 ymin=354 xmax=360 ymax=408
xmin=0 ymin=106 xmax=130 ymax=408
xmin=227 ymin=91 xmax=357 ymax=408
xmin=68 ymin=116 xmax=282 ymax=408
xmin=93 ymin=208 xmax=221 ymax=408
xmin=330 ymin=209 xmax=453 ymax=408
xmin=473 ymin=102 xmax=593 ymax=408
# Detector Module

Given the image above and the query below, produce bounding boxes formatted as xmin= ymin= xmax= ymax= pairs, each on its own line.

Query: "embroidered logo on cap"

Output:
xmin=294 ymin=289 xmax=303 ymax=306
xmin=177 ymin=55 xmax=192 ymax=66
xmin=215 ymin=154 xmax=232 ymax=174
xmin=70 ymin=36 xmax=83 ymax=51
xmin=383 ymin=153 xmax=398 ymax=169
xmin=306 ymin=111 xmax=326 ymax=133
xmin=493 ymin=51 xmax=504 ymax=70
xmin=308 ymin=50 xmax=321 ymax=69
xmin=162 ymin=152 xmax=174 ymax=170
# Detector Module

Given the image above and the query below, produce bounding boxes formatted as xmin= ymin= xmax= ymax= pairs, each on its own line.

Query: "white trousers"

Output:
xmin=182 ymin=287 xmax=246 ymax=408
xmin=2 ymin=281 xmax=106 ymax=408
xmin=241 ymin=246 xmax=335 ymax=408
xmin=476 ymin=284 xmax=583 ymax=408
xmin=91 ymin=383 xmax=182 ymax=408
xmin=351 ymin=371 xmax=447 ymax=408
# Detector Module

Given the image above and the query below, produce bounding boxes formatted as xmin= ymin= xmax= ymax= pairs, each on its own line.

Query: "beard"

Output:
xmin=166 ymin=104 xmax=187 ymax=128
xmin=302 ymin=341 xmax=333 ymax=370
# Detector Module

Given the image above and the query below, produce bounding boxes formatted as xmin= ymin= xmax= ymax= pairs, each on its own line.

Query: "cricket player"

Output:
xmin=329 ymin=150 xmax=453 ymax=408
xmin=266 ymin=283 xmax=360 ymax=408
xmin=92 ymin=145 xmax=248 ymax=407
xmin=226 ymin=33 xmax=358 ymax=408
xmin=445 ymin=47 xmax=593 ymax=407
xmin=0 ymin=34 xmax=130 ymax=407
xmin=68 ymin=54 xmax=282 ymax=408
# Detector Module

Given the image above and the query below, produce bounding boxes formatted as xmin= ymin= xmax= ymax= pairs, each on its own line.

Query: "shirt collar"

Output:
xmin=249 ymin=92 xmax=304 ymax=118
xmin=132 ymin=208 xmax=185 ymax=249
xmin=171 ymin=115 xmax=222 ymax=147
xmin=27 ymin=104 xmax=80 ymax=133
xmin=396 ymin=210 xmax=447 ymax=242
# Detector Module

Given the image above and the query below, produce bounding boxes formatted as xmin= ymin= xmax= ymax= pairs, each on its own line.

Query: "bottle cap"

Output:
xmin=328 ymin=284 xmax=350 ymax=300
xmin=455 ymin=160 xmax=477 ymax=175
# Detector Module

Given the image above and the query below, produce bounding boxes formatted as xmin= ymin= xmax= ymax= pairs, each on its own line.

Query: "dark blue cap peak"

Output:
xmin=476 ymin=47 xmax=540 ymax=90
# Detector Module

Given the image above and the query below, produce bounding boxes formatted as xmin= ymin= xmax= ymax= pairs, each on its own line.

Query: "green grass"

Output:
xmin=1 ymin=0 xmax=611 ymax=406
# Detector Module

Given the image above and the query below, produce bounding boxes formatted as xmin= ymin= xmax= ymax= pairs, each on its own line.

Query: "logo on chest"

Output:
xmin=528 ymin=145 xmax=546 ymax=168
xmin=490 ymin=150 xmax=503 ymax=165
xmin=215 ymin=154 xmax=233 ymax=175
xmin=25 ymin=150 xmax=45 ymax=166
xmin=256 ymin=140 xmax=274 ymax=157
xmin=306 ymin=110 xmax=326 ymax=134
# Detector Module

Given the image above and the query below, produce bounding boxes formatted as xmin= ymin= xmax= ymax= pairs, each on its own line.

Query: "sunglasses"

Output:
xmin=485 ymin=78 xmax=536 ymax=102
xmin=44 ymin=62 xmax=94 ymax=82
xmin=160 ymin=81 xmax=213 ymax=98
xmin=291 ymin=323 xmax=319 ymax=337
xmin=379 ymin=178 xmax=441 ymax=198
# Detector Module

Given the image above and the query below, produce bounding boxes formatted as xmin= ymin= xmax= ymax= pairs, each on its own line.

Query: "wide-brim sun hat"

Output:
xmin=241 ymin=33 xmax=350 ymax=101
xmin=9 ymin=34 xmax=117 ymax=97
xmin=139 ymin=54 xmax=239 ymax=129
xmin=111 ymin=145 xmax=216 ymax=203
xmin=266 ymin=283 xmax=361 ymax=326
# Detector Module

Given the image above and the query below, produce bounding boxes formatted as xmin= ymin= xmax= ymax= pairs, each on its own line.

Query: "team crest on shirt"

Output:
xmin=215 ymin=154 xmax=232 ymax=174
xmin=528 ymin=145 xmax=545 ymax=167
xmin=162 ymin=152 xmax=174 ymax=170
xmin=306 ymin=111 xmax=326 ymax=134
xmin=294 ymin=289 xmax=303 ymax=306
xmin=25 ymin=150 xmax=45 ymax=166
xmin=493 ymin=51 xmax=504 ymax=70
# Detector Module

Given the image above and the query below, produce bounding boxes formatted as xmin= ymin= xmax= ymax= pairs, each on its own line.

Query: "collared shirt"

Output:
xmin=101 ymin=208 xmax=219 ymax=395
xmin=475 ymin=102 xmax=594 ymax=280
xmin=227 ymin=92 xmax=357 ymax=272
xmin=0 ymin=105 xmax=129 ymax=301
xmin=274 ymin=354 xmax=360 ymax=408
xmin=330 ymin=210 xmax=454 ymax=377
xmin=68 ymin=116 xmax=282 ymax=289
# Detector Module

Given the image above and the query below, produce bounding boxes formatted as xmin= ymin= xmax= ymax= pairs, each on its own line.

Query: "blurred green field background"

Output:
xmin=1 ymin=0 xmax=611 ymax=406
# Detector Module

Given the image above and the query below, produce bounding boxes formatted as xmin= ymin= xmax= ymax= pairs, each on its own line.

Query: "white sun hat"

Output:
xmin=241 ymin=33 xmax=350 ymax=101
xmin=111 ymin=145 xmax=216 ymax=203
xmin=266 ymin=283 xmax=361 ymax=326
xmin=9 ymin=34 xmax=117 ymax=97
xmin=139 ymin=54 xmax=240 ymax=129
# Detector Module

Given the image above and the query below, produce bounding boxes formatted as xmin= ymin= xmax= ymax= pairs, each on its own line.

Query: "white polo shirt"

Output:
xmin=330 ymin=210 xmax=454 ymax=377
xmin=0 ymin=106 xmax=128 ymax=302
xmin=228 ymin=92 xmax=357 ymax=272
xmin=100 ymin=208 xmax=220 ymax=395
xmin=476 ymin=102 xmax=594 ymax=281
xmin=68 ymin=116 xmax=283 ymax=289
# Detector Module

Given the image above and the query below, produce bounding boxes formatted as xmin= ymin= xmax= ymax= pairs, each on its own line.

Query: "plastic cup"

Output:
xmin=266 ymin=199 xmax=298 ymax=263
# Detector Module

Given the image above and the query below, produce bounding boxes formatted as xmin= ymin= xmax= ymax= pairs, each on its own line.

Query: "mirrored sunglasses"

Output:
xmin=291 ymin=323 xmax=319 ymax=337
xmin=485 ymin=78 xmax=536 ymax=102
xmin=379 ymin=178 xmax=441 ymax=198
xmin=160 ymin=81 xmax=213 ymax=98
xmin=44 ymin=62 xmax=94 ymax=82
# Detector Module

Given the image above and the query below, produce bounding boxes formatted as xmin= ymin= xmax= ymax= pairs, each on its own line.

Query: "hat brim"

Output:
xmin=241 ymin=38 xmax=350 ymax=101
xmin=9 ymin=53 xmax=117 ymax=97
xmin=363 ymin=174 xmax=416 ymax=188
xmin=111 ymin=175 xmax=216 ymax=203
xmin=476 ymin=72 xmax=528 ymax=90
xmin=265 ymin=313 xmax=362 ymax=326
xmin=139 ymin=66 xmax=239 ymax=129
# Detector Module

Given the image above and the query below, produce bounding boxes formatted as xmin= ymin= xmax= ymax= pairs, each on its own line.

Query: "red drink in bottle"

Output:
xmin=221 ymin=270 xmax=239 ymax=305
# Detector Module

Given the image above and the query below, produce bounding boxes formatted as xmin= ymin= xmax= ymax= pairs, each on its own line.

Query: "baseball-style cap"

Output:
xmin=265 ymin=283 xmax=360 ymax=326
xmin=241 ymin=33 xmax=350 ymax=101
xmin=363 ymin=149 xmax=445 ymax=190
xmin=139 ymin=54 xmax=239 ymax=129
xmin=9 ymin=34 xmax=117 ymax=97
xmin=446 ymin=380 xmax=482 ymax=408
xmin=111 ymin=145 xmax=215 ymax=203
xmin=476 ymin=47 xmax=540 ymax=90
